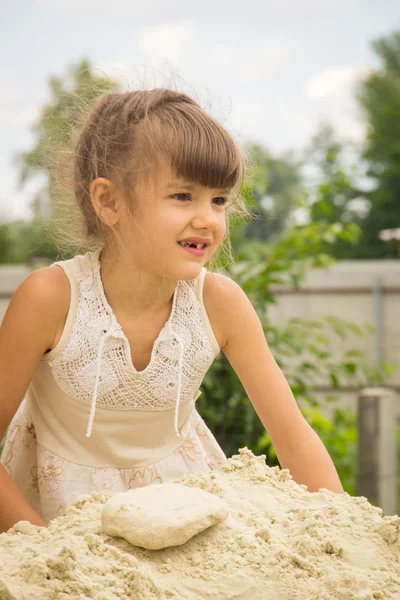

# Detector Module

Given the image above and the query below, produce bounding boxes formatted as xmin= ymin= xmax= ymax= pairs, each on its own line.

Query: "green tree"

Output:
xmin=242 ymin=143 xmax=306 ymax=243
xmin=355 ymin=31 xmax=400 ymax=258
xmin=12 ymin=59 xmax=119 ymax=261
xmin=304 ymin=123 xmax=364 ymax=259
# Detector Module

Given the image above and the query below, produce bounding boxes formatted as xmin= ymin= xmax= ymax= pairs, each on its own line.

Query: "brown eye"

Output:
xmin=213 ymin=197 xmax=227 ymax=206
xmin=172 ymin=193 xmax=191 ymax=201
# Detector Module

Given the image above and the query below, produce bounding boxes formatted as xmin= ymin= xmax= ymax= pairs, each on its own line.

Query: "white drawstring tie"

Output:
xmin=86 ymin=315 xmax=185 ymax=440
xmin=86 ymin=315 xmax=121 ymax=438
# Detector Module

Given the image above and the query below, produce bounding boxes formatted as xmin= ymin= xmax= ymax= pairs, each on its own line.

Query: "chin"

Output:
xmin=182 ymin=264 xmax=204 ymax=277
xmin=176 ymin=262 xmax=204 ymax=281
xmin=152 ymin=263 xmax=201 ymax=282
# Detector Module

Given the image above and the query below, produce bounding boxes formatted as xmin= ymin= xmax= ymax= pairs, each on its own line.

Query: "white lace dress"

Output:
xmin=1 ymin=248 xmax=228 ymax=523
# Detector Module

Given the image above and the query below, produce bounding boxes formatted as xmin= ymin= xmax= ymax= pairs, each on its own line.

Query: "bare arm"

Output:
xmin=204 ymin=272 xmax=344 ymax=494
xmin=0 ymin=466 xmax=48 ymax=530
xmin=0 ymin=266 xmax=70 ymax=532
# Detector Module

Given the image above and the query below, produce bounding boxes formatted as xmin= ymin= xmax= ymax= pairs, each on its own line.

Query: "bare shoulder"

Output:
xmin=36 ymin=265 xmax=71 ymax=351
xmin=202 ymin=270 xmax=250 ymax=350
xmin=10 ymin=264 xmax=71 ymax=351
xmin=0 ymin=265 xmax=71 ymax=438
xmin=20 ymin=264 xmax=70 ymax=307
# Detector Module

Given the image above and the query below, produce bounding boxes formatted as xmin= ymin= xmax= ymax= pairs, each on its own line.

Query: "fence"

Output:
xmin=269 ymin=259 xmax=400 ymax=405
xmin=357 ymin=387 xmax=399 ymax=515
xmin=268 ymin=261 xmax=400 ymax=515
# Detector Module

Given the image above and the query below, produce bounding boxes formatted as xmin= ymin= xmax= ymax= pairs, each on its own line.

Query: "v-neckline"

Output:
xmin=93 ymin=248 xmax=179 ymax=375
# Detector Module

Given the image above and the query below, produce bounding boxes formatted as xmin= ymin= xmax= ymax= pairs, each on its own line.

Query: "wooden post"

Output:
xmin=357 ymin=387 xmax=398 ymax=515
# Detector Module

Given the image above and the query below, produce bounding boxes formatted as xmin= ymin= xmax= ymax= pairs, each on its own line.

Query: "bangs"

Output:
xmin=132 ymin=103 xmax=244 ymax=193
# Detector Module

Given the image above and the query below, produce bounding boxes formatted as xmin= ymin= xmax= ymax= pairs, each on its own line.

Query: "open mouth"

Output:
xmin=177 ymin=242 xmax=206 ymax=249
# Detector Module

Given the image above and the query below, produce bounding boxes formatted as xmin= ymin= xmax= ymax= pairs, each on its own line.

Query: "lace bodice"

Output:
xmin=48 ymin=249 xmax=217 ymax=439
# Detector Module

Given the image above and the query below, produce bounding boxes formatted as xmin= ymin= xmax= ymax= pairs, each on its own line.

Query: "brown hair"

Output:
xmin=55 ymin=88 xmax=252 ymax=270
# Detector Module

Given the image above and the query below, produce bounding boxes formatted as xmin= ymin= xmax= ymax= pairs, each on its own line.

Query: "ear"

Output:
xmin=89 ymin=177 xmax=121 ymax=226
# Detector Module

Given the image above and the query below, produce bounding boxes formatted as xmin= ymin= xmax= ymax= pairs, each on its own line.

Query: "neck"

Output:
xmin=98 ymin=247 xmax=178 ymax=319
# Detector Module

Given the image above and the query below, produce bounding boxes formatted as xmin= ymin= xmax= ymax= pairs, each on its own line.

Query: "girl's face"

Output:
xmin=119 ymin=162 xmax=228 ymax=280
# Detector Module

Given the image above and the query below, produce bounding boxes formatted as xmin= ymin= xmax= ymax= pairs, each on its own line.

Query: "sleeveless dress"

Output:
xmin=1 ymin=247 xmax=228 ymax=523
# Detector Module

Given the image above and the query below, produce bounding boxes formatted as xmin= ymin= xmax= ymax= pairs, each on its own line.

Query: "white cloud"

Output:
xmin=268 ymin=0 xmax=338 ymax=16
xmin=2 ymin=179 xmax=45 ymax=222
xmin=210 ymin=39 xmax=291 ymax=86
xmin=0 ymin=84 xmax=19 ymax=106
xmin=137 ymin=22 xmax=195 ymax=65
xmin=0 ymin=83 xmax=41 ymax=128
xmin=91 ymin=61 xmax=179 ymax=91
xmin=93 ymin=23 xmax=198 ymax=92
xmin=230 ymin=96 xmax=266 ymax=141
xmin=227 ymin=95 xmax=317 ymax=153
xmin=304 ymin=66 xmax=370 ymax=101
xmin=39 ymin=0 xmax=346 ymax=21
xmin=0 ymin=107 xmax=39 ymax=129
xmin=303 ymin=66 xmax=370 ymax=142
xmin=273 ymin=101 xmax=317 ymax=142
xmin=90 ymin=61 xmax=134 ymax=87
xmin=332 ymin=113 xmax=366 ymax=142
xmin=93 ymin=33 xmax=292 ymax=107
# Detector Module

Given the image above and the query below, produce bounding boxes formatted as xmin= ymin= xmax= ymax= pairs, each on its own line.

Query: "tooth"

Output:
xmin=180 ymin=241 xmax=206 ymax=248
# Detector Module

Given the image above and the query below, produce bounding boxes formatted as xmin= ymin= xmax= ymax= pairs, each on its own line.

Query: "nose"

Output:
xmin=191 ymin=203 xmax=220 ymax=232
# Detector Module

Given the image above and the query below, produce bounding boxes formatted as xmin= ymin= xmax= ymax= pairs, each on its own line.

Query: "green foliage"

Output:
xmin=0 ymin=219 xmax=60 ymax=264
xmin=304 ymin=124 xmax=365 ymax=259
xmin=241 ymin=143 xmax=306 ymax=242
xmin=302 ymin=30 xmax=400 ymax=260
xmin=0 ymin=59 xmax=120 ymax=264
xmin=302 ymin=407 xmax=358 ymax=495
xmin=355 ymin=31 xmax=400 ymax=258
xmin=230 ymin=221 xmax=358 ymax=305
xmin=16 ymin=59 xmax=118 ymax=189
xmin=201 ymin=220 xmax=390 ymax=494
xmin=15 ymin=59 xmax=119 ymax=221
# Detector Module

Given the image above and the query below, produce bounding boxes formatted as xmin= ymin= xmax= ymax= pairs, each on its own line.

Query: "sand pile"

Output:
xmin=1 ymin=447 xmax=399 ymax=600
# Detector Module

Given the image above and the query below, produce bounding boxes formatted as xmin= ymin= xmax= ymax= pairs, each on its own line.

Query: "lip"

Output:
xmin=177 ymin=242 xmax=206 ymax=257
xmin=178 ymin=237 xmax=212 ymax=246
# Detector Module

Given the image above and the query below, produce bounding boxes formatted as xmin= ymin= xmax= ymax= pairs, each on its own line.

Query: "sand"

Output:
xmin=0 ymin=447 xmax=399 ymax=600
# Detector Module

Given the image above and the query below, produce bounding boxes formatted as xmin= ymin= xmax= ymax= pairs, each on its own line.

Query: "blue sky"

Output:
xmin=1 ymin=0 xmax=399 ymax=220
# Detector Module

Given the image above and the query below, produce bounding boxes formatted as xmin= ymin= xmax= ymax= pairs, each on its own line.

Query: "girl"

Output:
xmin=0 ymin=89 xmax=343 ymax=532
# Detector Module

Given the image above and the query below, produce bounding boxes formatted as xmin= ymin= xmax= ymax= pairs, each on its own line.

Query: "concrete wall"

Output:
xmin=0 ymin=265 xmax=31 ymax=321
xmin=268 ymin=260 xmax=400 ymax=416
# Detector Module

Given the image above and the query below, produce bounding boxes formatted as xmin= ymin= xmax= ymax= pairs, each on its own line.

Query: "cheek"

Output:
xmin=136 ymin=213 xmax=181 ymax=252
xmin=154 ymin=211 xmax=183 ymax=236
xmin=130 ymin=205 xmax=170 ymax=237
